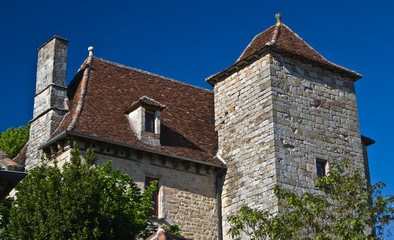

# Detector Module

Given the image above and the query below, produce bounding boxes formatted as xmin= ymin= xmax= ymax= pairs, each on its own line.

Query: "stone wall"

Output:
xmin=52 ymin=141 xmax=219 ymax=240
xmin=214 ymin=55 xmax=278 ymax=238
xmin=106 ymin=155 xmax=218 ymax=239
xmin=27 ymin=110 xmax=66 ymax=169
xmin=214 ymin=52 xmax=365 ymax=239
xmin=270 ymin=52 xmax=364 ymax=193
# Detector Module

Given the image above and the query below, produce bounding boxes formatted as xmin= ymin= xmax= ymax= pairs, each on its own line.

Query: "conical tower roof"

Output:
xmin=207 ymin=14 xmax=362 ymax=86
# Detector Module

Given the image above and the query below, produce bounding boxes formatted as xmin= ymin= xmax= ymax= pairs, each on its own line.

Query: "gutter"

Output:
xmin=38 ymin=131 xmax=224 ymax=168
xmin=215 ymin=167 xmax=226 ymax=240
xmin=0 ymin=169 xmax=27 ymax=179
xmin=214 ymin=151 xmax=227 ymax=240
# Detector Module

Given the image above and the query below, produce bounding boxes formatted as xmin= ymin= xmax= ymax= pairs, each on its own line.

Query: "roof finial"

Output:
xmin=88 ymin=46 xmax=94 ymax=56
xmin=275 ymin=13 xmax=282 ymax=26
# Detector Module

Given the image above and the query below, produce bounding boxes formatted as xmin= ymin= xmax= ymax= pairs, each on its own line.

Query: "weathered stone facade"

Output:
xmin=270 ymin=52 xmax=364 ymax=189
xmin=48 ymin=137 xmax=219 ymax=240
xmin=214 ymin=51 xmax=365 ymax=238
xmin=104 ymin=154 xmax=218 ymax=240
xmin=26 ymin=36 xmax=68 ymax=169
xmin=214 ymin=54 xmax=278 ymax=238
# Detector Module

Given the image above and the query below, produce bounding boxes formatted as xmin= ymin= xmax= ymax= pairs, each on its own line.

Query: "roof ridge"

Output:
xmin=77 ymin=57 xmax=91 ymax=72
xmin=281 ymin=23 xmax=328 ymax=62
xmin=94 ymin=57 xmax=213 ymax=93
xmin=12 ymin=143 xmax=28 ymax=163
xmin=52 ymin=111 xmax=70 ymax=135
xmin=236 ymin=31 xmax=262 ymax=62
xmin=67 ymin=56 xmax=93 ymax=131
xmin=270 ymin=23 xmax=281 ymax=44
xmin=236 ymin=24 xmax=276 ymax=62
xmin=280 ymin=23 xmax=361 ymax=77
xmin=208 ymin=17 xmax=362 ymax=85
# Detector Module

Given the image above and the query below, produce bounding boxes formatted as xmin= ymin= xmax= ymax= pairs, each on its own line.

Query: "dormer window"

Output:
xmin=145 ymin=112 xmax=155 ymax=132
xmin=125 ymin=96 xmax=165 ymax=145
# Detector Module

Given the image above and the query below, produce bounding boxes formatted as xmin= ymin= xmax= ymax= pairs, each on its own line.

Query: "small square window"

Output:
xmin=145 ymin=177 xmax=159 ymax=216
xmin=145 ymin=112 xmax=155 ymax=133
xmin=316 ymin=159 xmax=327 ymax=178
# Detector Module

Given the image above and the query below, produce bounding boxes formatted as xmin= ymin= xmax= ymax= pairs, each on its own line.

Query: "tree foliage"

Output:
xmin=0 ymin=124 xmax=29 ymax=158
xmin=228 ymin=164 xmax=394 ymax=240
xmin=7 ymin=144 xmax=157 ymax=240
xmin=0 ymin=198 xmax=16 ymax=239
xmin=162 ymin=224 xmax=182 ymax=236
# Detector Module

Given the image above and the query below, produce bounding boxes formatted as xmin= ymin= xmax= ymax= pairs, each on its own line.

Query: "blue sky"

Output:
xmin=1 ymin=0 xmax=393 ymax=196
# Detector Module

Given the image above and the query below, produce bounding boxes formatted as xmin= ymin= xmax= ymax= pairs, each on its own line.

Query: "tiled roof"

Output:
xmin=0 ymin=147 xmax=24 ymax=171
xmin=51 ymin=57 xmax=221 ymax=166
xmin=13 ymin=143 xmax=28 ymax=165
xmin=0 ymin=148 xmax=26 ymax=199
xmin=207 ymin=19 xmax=362 ymax=85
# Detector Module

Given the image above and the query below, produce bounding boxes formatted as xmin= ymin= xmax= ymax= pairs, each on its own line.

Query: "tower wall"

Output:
xmin=26 ymin=36 xmax=68 ymax=169
xmin=215 ymin=52 xmax=364 ymax=239
xmin=214 ymin=54 xmax=278 ymax=239
xmin=270 ymin=52 xmax=364 ymax=192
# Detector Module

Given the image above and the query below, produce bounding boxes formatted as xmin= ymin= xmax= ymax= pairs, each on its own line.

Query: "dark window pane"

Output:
xmin=145 ymin=113 xmax=155 ymax=132
xmin=145 ymin=177 xmax=159 ymax=216
xmin=316 ymin=160 xmax=326 ymax=178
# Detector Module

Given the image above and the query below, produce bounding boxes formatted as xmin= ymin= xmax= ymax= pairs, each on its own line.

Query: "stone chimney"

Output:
xmin=26 ymin=36 xmax=69 ymax=169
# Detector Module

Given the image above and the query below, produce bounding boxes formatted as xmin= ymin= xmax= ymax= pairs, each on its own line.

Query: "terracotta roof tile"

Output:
xmin=12 ymin=143 xmax=28 ymax=166
xmin=0 ymin=147 xmax=24 ymax=171
xmin=51 ymin=57 xmax=221 ymax=166
xmin=236 ymin=25 xmax=276 ymax=62
xmin=207 ymin=21 xmax=362 ymax=85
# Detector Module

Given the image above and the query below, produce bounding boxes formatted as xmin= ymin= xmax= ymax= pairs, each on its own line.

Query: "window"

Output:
xmin=145 ymin=112 xmax=155 ymax=133
xmin=145 ymin=177 xmax=159 ymax=216
xmin=316 ymin=159 xmax=327 ymax=178
xmin=125 ymin=96 xmax=165 ymax=145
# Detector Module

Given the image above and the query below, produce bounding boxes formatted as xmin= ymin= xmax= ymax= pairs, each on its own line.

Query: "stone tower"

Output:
xmin=207 ymin=14 xmax=366 ymax=239
xmin=26 ymin=36 xmax=68 ymax=169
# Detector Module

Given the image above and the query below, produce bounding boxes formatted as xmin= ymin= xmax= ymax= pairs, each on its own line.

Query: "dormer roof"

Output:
xmin=125 ymin=96 xmax=166 ymax=113
xmin=50 ymin=57 xmax=221 ymax=166
xmin=207 ymin=14 xmax=362 ymax=86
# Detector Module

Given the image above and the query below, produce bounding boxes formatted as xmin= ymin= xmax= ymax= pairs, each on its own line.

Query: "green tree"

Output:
xmin=162 ymin=224 xmax=182 ymax=236
xmin=228 ymin=164 xmax=394 ymax=240
xmin=0 ymin=124 xmax=29 ymax=158
xmin=7 ymin=144 xmax=157 ymax=240
xmin=0 ymin=198 xmax=17 ymax=239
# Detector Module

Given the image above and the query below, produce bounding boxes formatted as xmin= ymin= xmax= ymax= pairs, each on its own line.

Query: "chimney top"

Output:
xmin=37 ymin=35 xmax=69 ymax=50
